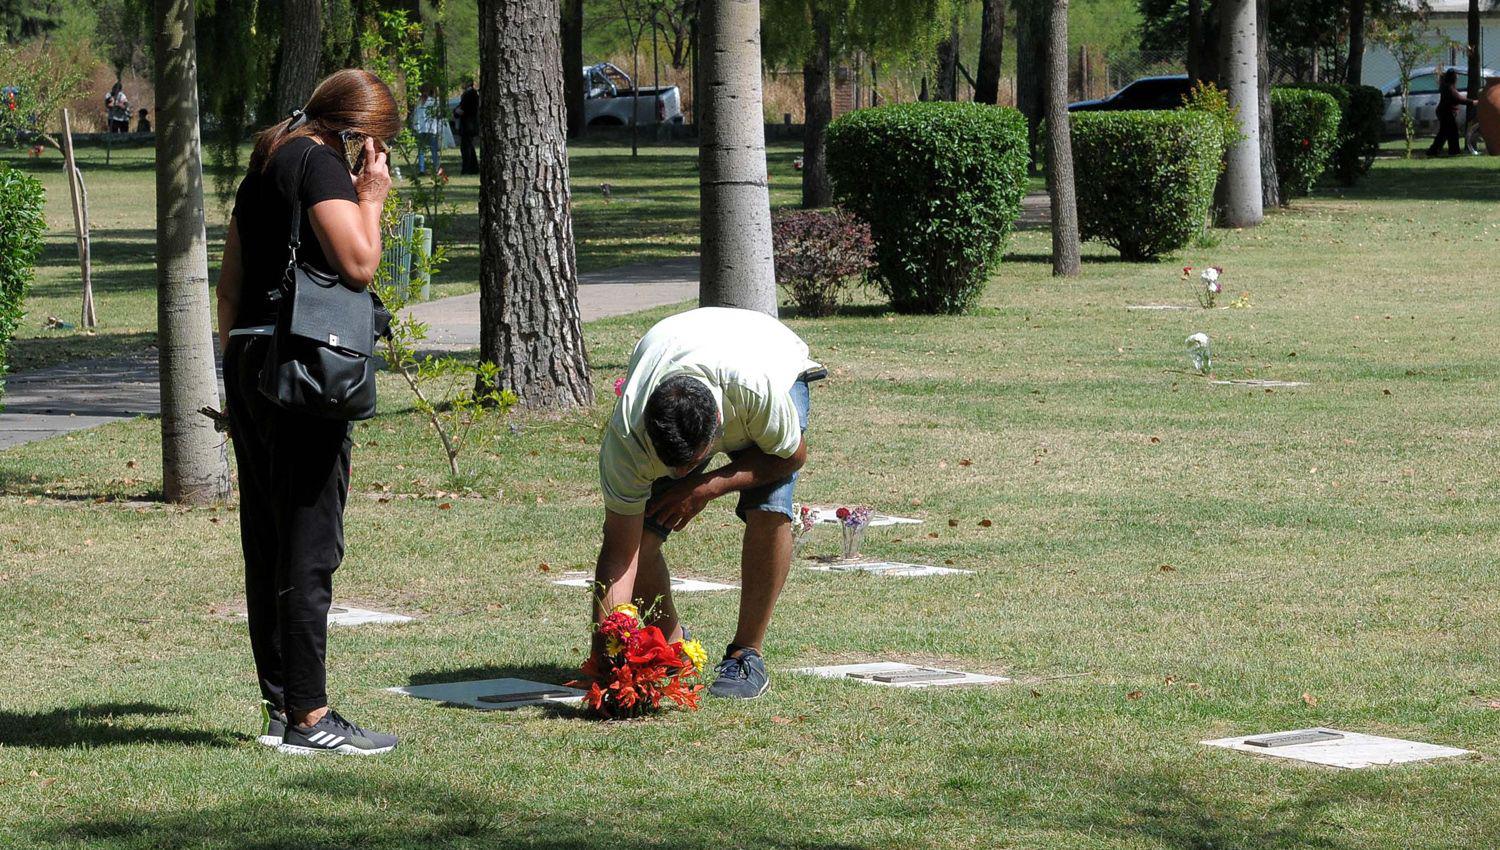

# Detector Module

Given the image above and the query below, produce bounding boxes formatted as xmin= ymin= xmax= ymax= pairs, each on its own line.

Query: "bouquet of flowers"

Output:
xmin=1182 ymin=265 xmax=1225 ymax=308
xmin=837 ymin=505 xmax=873 ymax=561
xmin=578 ymin=603 xmax=705 ymax=719
xmin=1186 ymin=332 xmax=1212 ymax=375
xmin=792 ymin=503 xmax=816 ymax=558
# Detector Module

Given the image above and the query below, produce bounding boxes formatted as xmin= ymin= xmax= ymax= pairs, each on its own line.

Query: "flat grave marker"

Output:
xmin=388 ymin=677 xmax=585 ymax=711
xmin=1202 ymin=728 xmax=1472 ymax=769
xmin=792 ymin=662 xmax=1010 ymax=688
xmin=550 ymin=571 xmax=738 ymax=592
xmin=806 ymin=561 xmax=973 ymax=577
xmin=1211 ymin=379 xmax=1308 ymax=388
xmin=1126 ymin=304 xmax=1191 ymax=311
xmin=803 ymin=505 xmax=923 ymax=528
xmin=222 ymin=603 xmax=413 ymax=627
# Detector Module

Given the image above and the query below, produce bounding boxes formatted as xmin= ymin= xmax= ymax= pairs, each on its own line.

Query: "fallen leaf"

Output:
xmin=438 ymin=502 xmax=452 ymax=510
xmin=1126 ymin=690 xmax=1143 ymax=701
xmin=1159 ymin=564 xmax=1176 ymax=572
xmin=1030 ymin=689 xmax=1041 ymax=698
xmin=979 ymin=519 xmax=992 ymax=528
xmin=926 ymin=532 xmax=938 ymax=539
xmin=770 ymin=715 xmax=794 ymax=725
xmin=1301 ymin=692 xmax=1318 ymax=707
xmin=938 ymin=461 xmax=947 ymax=470
xmin=943 ymin=559 xmax=954 ymax=565
xmin=959 ymin=459 xmax=973 ymax=467
xmin=538 ymin=562 xmax=551 ymax=573
xmin=1164 ymin=675 xmax=1177 ymax=685
xmin=948 ymin=519 xmax=958 ymax=528
xmin=126 ymin=460 xmax=137 ymax=469
xmin=1149 ymin=436 xmax=1161 ymax=444
xmin=1484 ymin=700 xmax=1500 ymax=711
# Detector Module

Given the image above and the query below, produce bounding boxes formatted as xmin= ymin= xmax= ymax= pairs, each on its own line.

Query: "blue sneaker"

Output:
xmin=257 ymin=700 xmax=287 ymax=748
xmin=708 ymin=646 xmax=770 ymax=700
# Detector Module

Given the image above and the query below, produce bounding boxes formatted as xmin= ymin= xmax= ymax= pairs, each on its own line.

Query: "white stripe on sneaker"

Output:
xmin=326 ymin=736 xmax=345 ymax=747
xmin=309 ymin=731 xmax=331 ymax=745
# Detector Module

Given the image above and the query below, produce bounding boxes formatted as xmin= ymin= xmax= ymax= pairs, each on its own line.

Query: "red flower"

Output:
xmin=599 ymin=610 xmax=636 ymax=642
xmin=1182 ymin=266 xmax=1193 ymax=275
xmin=1301 ymin=138 xmax=1311 ymax=149
xmin=625 ymin=625 xmax=682 ymax=667
xmin=836 ymin=507 xmax=850 ymax=519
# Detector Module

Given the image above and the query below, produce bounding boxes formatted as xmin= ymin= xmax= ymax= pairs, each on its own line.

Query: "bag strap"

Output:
xmin=283 ymin=143 xmax=318 ymax=280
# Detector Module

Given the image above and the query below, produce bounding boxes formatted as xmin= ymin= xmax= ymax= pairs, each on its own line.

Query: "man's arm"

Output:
xmin=594 ymin=509 xmax=646 ymax=617
xmin=648 ymin=436 xmax=807 ymax=532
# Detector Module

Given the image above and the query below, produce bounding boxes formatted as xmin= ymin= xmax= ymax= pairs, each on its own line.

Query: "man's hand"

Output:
xmin=647 ymin=475 xmax=722 ymax=532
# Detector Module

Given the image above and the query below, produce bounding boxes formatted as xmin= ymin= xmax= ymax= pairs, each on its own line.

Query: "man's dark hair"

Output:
xmin=645 ymin=376 xmax=718 ymax=466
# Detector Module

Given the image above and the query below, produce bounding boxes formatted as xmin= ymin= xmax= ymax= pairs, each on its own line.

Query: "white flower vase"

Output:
xmin=840 ymin=525 xmax=867 ymax=561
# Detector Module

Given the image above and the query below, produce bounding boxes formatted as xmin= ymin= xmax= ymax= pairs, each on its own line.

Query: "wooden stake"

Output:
xmin=60 ymin=109 xmax=96 ymax=329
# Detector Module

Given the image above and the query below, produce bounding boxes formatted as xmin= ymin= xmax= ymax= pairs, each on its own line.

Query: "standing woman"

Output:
xmin=412 ymin=85 xmax=442 ymax=175
xmin=215 ymin=69 xmax=401 ymax=756
xmin=1429 ymin=68 xmax=1479 ymax=157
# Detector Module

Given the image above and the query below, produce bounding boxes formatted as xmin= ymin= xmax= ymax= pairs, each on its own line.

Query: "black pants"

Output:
xmin=460 ymin=131 xmax=478 ymax=174
xmin=1430 ymin=111 xmax=1462 ymax=156
xmin=224 ymin=336 xmax=352 ymax=712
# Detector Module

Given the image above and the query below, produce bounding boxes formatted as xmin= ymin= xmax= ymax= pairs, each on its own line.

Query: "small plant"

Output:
xmin=1181 ymin=81 xmax=1244 ymax=168
xmin=1270 ymin=88 xmax=1341 ymax=199
xmin=772 ymin=208 xmax=874 ymax=317
xmin=1182 ymin=265 xmax=1225 ymax=308
xmin=0 ymin=163 xmax=45 ymax=409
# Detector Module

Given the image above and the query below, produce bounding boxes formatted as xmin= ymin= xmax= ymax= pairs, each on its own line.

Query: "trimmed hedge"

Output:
xmin=1070 ymin=110 xmax=1224 ymax=261
xmin=0 ymin=163 xmax=45 ymax=408
xmin=1278 ymin=83 xmax=1383 ymax=186
xmin=1270 ymin=88 xmax=1341 ymax=199
xmin=826 ymin=102 xmax=1029 ymax=315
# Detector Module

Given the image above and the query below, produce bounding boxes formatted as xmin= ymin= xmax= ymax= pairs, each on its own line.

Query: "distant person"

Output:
xmin=135 ymin=108 xmax=151 ymax=133
xmin=455 ymin=78 xmax=479 ymax=175
xmin=104 ymin=82 xmax=130 ymax=133
xmin=215 ymin=68 xmax=402 ymax=756
xmin=1429 ymin=68 xmax=1478 ymax=157
xmin=411 ymin=85 xmax=441 ymax=175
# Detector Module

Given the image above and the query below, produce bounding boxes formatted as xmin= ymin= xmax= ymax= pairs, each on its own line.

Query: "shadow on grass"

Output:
xmin=406 ymin=661 xmax=582 ymax=689
xmin=41 ymin=772 xmax=878 ymax=849
xmin=6 ymin=331 xmax=158 ymax=374
xmin=0 ymin=702 xmax=239 ymax=749
xmin=1343 ymin=157 xmax=1500 ymax=203
xmin=1003 ymin=251 xmax=1142 ymax=265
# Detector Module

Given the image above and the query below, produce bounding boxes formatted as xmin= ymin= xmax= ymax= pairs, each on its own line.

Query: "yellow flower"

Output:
xmin=605 ymin=635 xmax=625 ymax=656
xmin=610 ymin=602 xmax=641 ymax=622
xmin=680 ymin=638 xmax=708 ymax=672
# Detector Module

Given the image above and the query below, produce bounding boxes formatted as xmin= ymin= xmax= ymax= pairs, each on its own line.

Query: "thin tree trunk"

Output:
xmin=1346 ymin=0 xmax=1365 ymax=85
xmin=1188 ymin=0 xmax=1205 ymax=81
xmin=1468 ymin=0 xmax=1481 ymax=124
xmin=1046 ymin=0 xmax=1079 ymax=276
xmin=154 ymin=0 xmax=231 ymax=504
xmin=936 ymin=19 xmax=959 ymax=101
xmin=1257 ymin=0 xmax=1279 ymax=208
xmin=476 ymin=0 xmax=594 ymax=408
xmin=1219 ymin=0 xmax=1262 ymax=228
xmin=975 ymin=0 xmax=1005 ymax=104
xmin=273 ymin=0 xmax=322 ymax=118
xmin=801 ymin=2 xmax=832 ymax=208
xmin=698 ymin=0 xmax=776 ymax=315
xmin=563 ymin=0 xmax=585 ymax=137
xmin=1016 ymin=0 xmax=1050 ymax=166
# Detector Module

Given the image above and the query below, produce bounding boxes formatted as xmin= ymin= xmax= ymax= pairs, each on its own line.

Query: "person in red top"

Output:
xmin=1429 ymin=68 xmax=1479 ymax=157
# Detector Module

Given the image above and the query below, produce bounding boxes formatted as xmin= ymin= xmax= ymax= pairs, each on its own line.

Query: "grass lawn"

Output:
xmin=1 ymin=152 xmax=1499 ymax=848
xmin=0 ymin=138 xmax=809 ymax=372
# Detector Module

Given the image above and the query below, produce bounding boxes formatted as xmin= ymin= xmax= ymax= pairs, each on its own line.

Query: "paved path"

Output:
xmin=0 ymin=258 xmax=700 ymax=449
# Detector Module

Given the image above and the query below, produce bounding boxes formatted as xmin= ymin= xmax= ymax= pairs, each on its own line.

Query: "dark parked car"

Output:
xmin=1068 ymin=75 xmax=1194 ymax=112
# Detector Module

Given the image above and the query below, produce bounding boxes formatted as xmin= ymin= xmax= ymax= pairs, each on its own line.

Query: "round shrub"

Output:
xmin=1278 ymin=83 xmax=1382 ymax=186
xmin=772 ymin=207 xmax=874 ymax=317
xmin=1270 ymin=88 xmax=1341 ymax=199
xmin=1070 ymin=110 xmax=1224 ymax=261
xmin=0 ymin=162 xmax=45 ymax=408
xmin=826 ymin=102 xmax=1029 ymax=315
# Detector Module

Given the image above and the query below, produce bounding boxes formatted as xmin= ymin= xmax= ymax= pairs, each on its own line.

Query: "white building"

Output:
xmin=1362 ymin=0 xmax=1499 ymax=88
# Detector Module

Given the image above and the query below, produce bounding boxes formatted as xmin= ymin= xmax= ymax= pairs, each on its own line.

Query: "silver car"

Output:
xmin=1380 ymin=65 xmax=1495 ymax=146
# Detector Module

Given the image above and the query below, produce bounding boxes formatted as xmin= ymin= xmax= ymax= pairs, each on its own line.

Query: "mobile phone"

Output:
xmin=340 ymin=131 xmax=367 ymax=175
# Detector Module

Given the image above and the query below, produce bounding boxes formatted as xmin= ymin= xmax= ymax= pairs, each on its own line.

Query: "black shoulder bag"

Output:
xmin=258 ymin=145 xmax=391 ymax=421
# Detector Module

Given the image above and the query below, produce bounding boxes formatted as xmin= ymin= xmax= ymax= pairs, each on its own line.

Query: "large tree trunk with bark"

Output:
xmin=1016 ymin=0 xmax=1050 ymax=165
xmin=562 ymin=0 xmax=585 ymax=138
xmin=975 ymin=0 xmax=1005 ymax=104
xmin=801 ymin=3 xmax=832 ymax=208
xmin=1046 ymin=0 xmax=1079 ymax=276
xmin=273 ymin=0 xmax=322 ymax=117
xmin=1218 ymin=0 xmax=1262 ymax=228
xmin=154 ymin=0 xmax=231 ymax=504
xmin=935 ymin=19 xmax=959 ymax=101
xmin=697 ymin=0 xmax=776 ymax=314
xmin=1346 ymin=0 xmax=1365 ymax=85
xmin=476 ymin=0 xmax=594 ymax=408
xmin=1257 ymin=0 xmax=1279 ymax=208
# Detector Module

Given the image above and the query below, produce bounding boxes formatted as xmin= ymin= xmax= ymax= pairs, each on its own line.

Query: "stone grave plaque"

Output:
xmin=804 ymin=506 xmax=923 ymax=528
xmin=792 ymin=662 xmax=1010 ymax=689
xmin=1245 ymin=730 xmax=1344 ymax=748
xmin=1210 ymin=379 xmax=1308 ymax=388
xmin=1126 ymin=304 xmax=1190 ymax=311
xmin=1202 ymin=728 xmax=1472 ymax=769
xmin=327 ymin=606 xmax=414 ymax=626
xmin=550 ymin=572 xmax=737 ymax=592
xmin=806 ymin=561 xmax=973 ymax=577
xmin=387 ymin=677 xmax=585 ymax=711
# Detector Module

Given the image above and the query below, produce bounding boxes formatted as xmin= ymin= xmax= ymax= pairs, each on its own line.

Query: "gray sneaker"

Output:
xmin=707 ymin=646 xmax=770 ymax=700
xmin=278 ymin=709 xmax=398 ymax=756
xmin=257 ymin=700 xmax=287 ymax=748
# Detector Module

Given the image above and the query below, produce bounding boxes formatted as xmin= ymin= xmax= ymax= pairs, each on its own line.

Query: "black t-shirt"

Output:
xmin=230 ymin=136 xmax=359 ymax=328
xmin=459 ymin=88 xmax=480 ymax=134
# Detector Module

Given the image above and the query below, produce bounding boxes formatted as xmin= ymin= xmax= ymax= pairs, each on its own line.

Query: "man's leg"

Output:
xmin=731 ymin=509 xmax=793 ymax=651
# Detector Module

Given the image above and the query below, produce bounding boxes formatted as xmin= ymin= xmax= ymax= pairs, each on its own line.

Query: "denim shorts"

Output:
xmin=644 ymin=378 xmax=811 ymax=540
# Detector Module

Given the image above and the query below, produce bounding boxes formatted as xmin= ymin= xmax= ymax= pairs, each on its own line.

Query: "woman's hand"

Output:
xmin=353 ymin=137 xmax=390 ymax=206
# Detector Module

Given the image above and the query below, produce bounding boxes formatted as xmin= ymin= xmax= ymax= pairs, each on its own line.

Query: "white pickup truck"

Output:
xmin=584 ymin=62 xmax=684 ymax=127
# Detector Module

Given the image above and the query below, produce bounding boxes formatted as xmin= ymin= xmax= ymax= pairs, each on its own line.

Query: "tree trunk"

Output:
xmin=1346 ymin=0 xmax=1365 ymax=85
xmin=1046 ymin=0 xmax=1079 ymax=277
xmin=1468 ymin=0 xmax=1481 ymax=122
xmin=698 ymin=0 xmax=776 ymax=315
xmin=273 ymin=0 xmax=323 ymax=118
xmin=801 ymin=3 xmax=832 ymax=208
xmin=1219 ymin=0 xmax=1262 ymax=228
xmin=1257 ymin=0 xmax=1279 ymax=208
xmin=975 ymin=0 xmax=1005 ymax=104
xmin=1015 ymin=0 xmax=1050 ymax=164
xmin=935 ymin=19 xmax=959 ymax=101
xmin=1188 ymin=0 xmax=1205 ymax=82
xmin=476 ymin=0 xmax=594 ymax=409
xmin=562 ymin=0 xmax=585 ymax=138
xmin=154 ymin=0 xmax=231 ymax=504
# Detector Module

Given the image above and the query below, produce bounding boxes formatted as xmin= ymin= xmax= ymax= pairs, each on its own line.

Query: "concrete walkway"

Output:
xmin=0 ymin=258 xmax=700 ymax=450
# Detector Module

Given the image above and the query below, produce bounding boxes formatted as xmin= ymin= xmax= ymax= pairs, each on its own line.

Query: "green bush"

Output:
xmin=825 ymin=102 xmax=1029 ymax=315
xmin=1270 ymin=88 xmax=1342 ymax=199
xmin=1181 ymin=80 xmax=1245 ymax=165
xmin=0 ymin=163 xmax=45 ymax=408
xmin=1070 ymin=110 xmax=1224 ymax=261
xmin=1278 ymin=83 xmax=1382 ymax=185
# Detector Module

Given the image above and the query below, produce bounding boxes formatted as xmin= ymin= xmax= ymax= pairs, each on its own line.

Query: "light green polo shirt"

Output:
xmin=600 ymin=307 xmax=819 ymax=516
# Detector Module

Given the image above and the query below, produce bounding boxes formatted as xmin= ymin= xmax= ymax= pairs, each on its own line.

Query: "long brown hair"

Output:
xmin=250 ymin=69 xmax=401 ymax=172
